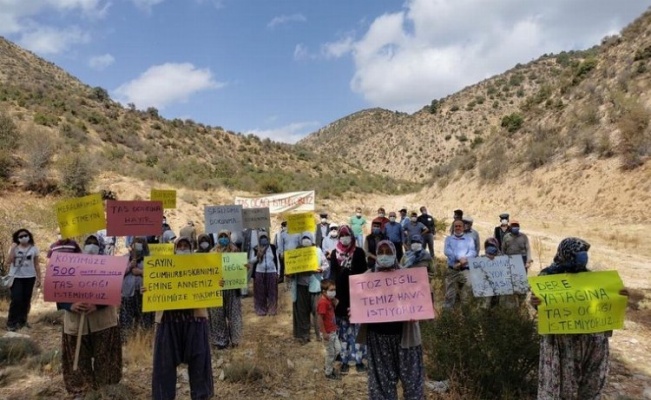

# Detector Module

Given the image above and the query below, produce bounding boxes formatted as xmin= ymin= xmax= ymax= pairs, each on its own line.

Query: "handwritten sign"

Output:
xmin=242 ymin=207 xmax=271 ymax=230
xmin=235 ymin=190 xmax=315 ymax=214
xmin=150 ymin=189 xmax=176 ymax=209
xmin=284 ymin=247 xmax=319 ymax=275
xmin=287 ymin=212 xmax=316 ymax=235
xmin=349 ymin=268 xmax=435 ymax=323
xmin=55 ymin=193 xmax=106 ymax=239
xmin=221 ymin=253 xmax=248 ymax=290
xmin=149 ymin=244 xmax=174 ymax=256
xmin=529 ymin=271 xmax=627 ymax=334
xmin=468 ymin=255 xmax=528 ymax=297
xmin=43 ymin=253 xmax=127 ymax=305
xmin=106 ymin=200 xmax=163 ymax=237
xmin=204 ymin=205 xmax=243 ymax=234
xmin=143 ymin=254 xmax=223 ymax=312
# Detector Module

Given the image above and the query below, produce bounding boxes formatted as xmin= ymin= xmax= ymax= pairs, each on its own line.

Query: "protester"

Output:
xmin=443 ymin=219 xmax=477 ymax=308
xmin=321 ymin=223 xmax=339 ymax=264
xmin=493 ymin=213 xmax=510 ymax=249
xmin=449 ymin=209 xmax=463 ymax=234
xmin=401 ymin=235 xmax=434 ymax=272
xmin=531 ymin=237 xmax=629 ymax=400
xmin=404 ymin=211 xmax=428 ymax=249
xmin=120 ymin=236 xmax=153 ymax=341
xmin=462 ymin=215 xmax=481 ymax=255
xmin=482 ymin=237 xmax=518 ymax=308
xmin=5 ymin=229 xmax=41 ymax=332
xmin=196 ymin=234 xmax=213 ymax=254
xmin=210 ymin=230 xmax=244 ymax=349
xmin=329 ymin=225 xmax=368 ymax=374
xmin=180 ymin=220 xmax=197 ymax=248
xmin=417 ymin=206 xmax=436 ymax=256
xmin=152 ymin=237 xmax=214 ymax=400
xmin=502 ymin=220 xmax=533 ymax=271
xmin=273 ymin=221 xmax=298 ymax=284
xmin=315 ymin=212 xmax=331 ymax=248
xmin=349 ymin=207 xmax=367 ymax=247
xmin=384 ymin=212 xmax=405 ymax=263
xmin=60 ymin=235 xmax=122 ymax=398
xmin=249 ymin=232 xmax=279 ymax=316
xmin=358 ymin=240 xmax=424 ymax=399
xmin=398 ymin=208 xmax=409 ymax=229
xmin=363 ymin=221 xmax=386 ymax=271
xmin=373 ymin=207 xmax=390 ymax=232
xmin=160 ymin=223 xmax=177 ymax=244
xmin=316 ymin=279 xmax=341 ymax=380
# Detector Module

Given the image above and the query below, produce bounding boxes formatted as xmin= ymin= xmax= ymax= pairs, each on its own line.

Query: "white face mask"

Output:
xmin=376 ymin=255 xmax=396 ymax=269
xmin=339 ymin=236 xmax=352 ymax=246
xmin=176 ymin=249 xmax=191 ymax=255
xmin=378 ymin=213 xmax=385 ymax=218
xmin=199 ymin=242 xmax=210 ymax=250
xmin=410 ymin=217 xmax=417 ymax=222
xmin=411 ymin=243 xmax=422 ymax=252
xmin=18 ymin=236 xmax=30 ymax=244
xmin=389 ymin=217 xmax=396 ymax=222
xmin=321 ymin=218 xmax=327 ymax=224
xmin=500 ymin=219 xmax=508 ymax=225
xmin=134 ymin=243 xmax=144 ymax=252
xmin=57 ymin=234 xmax=62 ymax=240
xmin=84 ymin=244 xmax=100 ymax=255
xmin=329 ymin=230 xmax=338 ymax=238
xmin=301 ymin=238 xmax=312 ymax=247
xmin=356 ymin=212 xmax=362 ymax=217
xmin=326 ymin=290 xmax=336 ymax=299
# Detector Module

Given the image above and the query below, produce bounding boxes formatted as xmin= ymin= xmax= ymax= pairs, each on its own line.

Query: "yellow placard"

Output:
xmin=284 ymin=247 xmax=319 ymax=275
xmin=529 ymin=270 xmax=627 ymax=334
xmin=287 ymin=212 xmax=316 ymax=235
xmin=148 ymin=244 xmax=174 ymax=256
xmin=55 ymin=193 xmax=106 ymax=239
xmin=143 ymin=253 xmax=223 ymax=312
xmin=221 ymin=253 xmax=248 ymax=290
xmin=151 ymin=189 xmax=177 ymax=209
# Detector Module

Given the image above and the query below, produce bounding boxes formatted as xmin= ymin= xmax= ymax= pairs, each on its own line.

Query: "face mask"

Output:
xmin=134 ymin=243 xmax=144 ymax=252
xmin=18 ymin=236 xmax=29 ymax=244
xmin=176 ymin=249 xmax=191 ymax=255
xmin=453 ymin=228 xmax=464 ymax=237
xmin=339 ymin=236 xmax=351 ymax=246
xmin=500 ymin=219 xmax=508 ymax=225
xmin=486 ymin=246 xmax=498 ymax=256
xmin=57 ymin=234 xmax=62 ymax=240
xmin=301 ymin=238 xmax=312 ymax=247
xmin=326 ymin=290 xmax=336 ymax=299
xmin=411 ymin=243 xmax=422 ymax=252
xmin=378 ymin=213 xmax=385 ymax=218
xmin=84 ymin=244 xmax=100 ymax=255
xmin=218 ymin=237 xmax=230 ymax=247
xmin=511 ymin=227 xmax=520 ymax=235
xmin=356 ymin=213 xmax=362 ymax=217
xmin=575 ymin=251 xmax=588 ymax=267
xmin=281 ymin=226 xmax=287 ymax=231
xmin=200 ymin=242 xmax=210 ymax=250
xmin=410 ymin=217 xmax=417 ymax=222
xmin=389 ymin=217 xmax=396 ymax=222
xmin=372 ymin=228 xmax=381 ymax=235
xmin=321 ymin=218 xmax=327 ymax=224
xmin=259 ymin=238 xmax=269 ymax=246
xmin=376 ymin=255 xmax=396 ymax=269
xmin=329 ymin=230 xmax=338 ymax=238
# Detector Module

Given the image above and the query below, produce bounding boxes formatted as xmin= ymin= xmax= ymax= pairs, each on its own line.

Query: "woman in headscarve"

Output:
xmin=483 ymin=237 xmax=517 ymax=309
xmin=358 ymin=240 xmax=424 ymax=400
xmin=329 ymin=225 xmax=368 ymax=374
xmin=119 ymin=236 xmax=153 ymax=341
xmin=531 ymin=237 xmax=629 ymax=400
xmin=210 ymin=230 xmax=244 ymax=349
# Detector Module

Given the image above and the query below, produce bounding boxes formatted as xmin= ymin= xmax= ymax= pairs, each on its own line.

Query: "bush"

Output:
xmin=0 ymin=113 xmax=20 ymax=151
xmin=59 ymin=154 xmax=96 ymax=197
xmin=501 ymin=113 xmax=524 ymax=133
xmin=0 ymin=337 xmax=41 ymax=365
xmin=21 ymin=127 xmax=58 ymax=194
xmin=0 ymin=150 xmax=15 ymax=182
xmin=618 ymin=102 xmax=651 ymax=170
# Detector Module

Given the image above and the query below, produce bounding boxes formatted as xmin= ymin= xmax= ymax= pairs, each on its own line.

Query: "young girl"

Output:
xmin=6 ymin=229 xmax=41 ymax=331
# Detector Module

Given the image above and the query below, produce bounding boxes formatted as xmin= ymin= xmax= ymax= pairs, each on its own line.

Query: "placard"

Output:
xmin=468 ymin=255 xmax=529 ymax=297
xmin=242 ymin=207 xmax=271 ymax=230
xmin=55 ymin=193 xmax=106 ymax=239
xmin=143 ymin=254 xmax=223 ymax=312
xmin=150 ymin=189 xmax=177 ymax=209
xmin=221 ymin=253 xmax=248 ymax=290
xmin=149 ymin=243 xmax=174 ymax=256
xmin=349 ymin=268 xmax=435 ymax=323
xmin=284 ymin=246 xmax=319 ymax=274
xmin=204 ymin=205 xmax=243 ymax=234
xmin=287 ymin=212 xmax=316 ymax=235
xmin=43 ymin=253 xmax=127 ymax=305
xmin=106 ymin=200 xmax=164 ymax=236
xmin=235 ymin=190 xmax=315 ymax=214
xmin=529 ymin=270 xmax=627 ymax=334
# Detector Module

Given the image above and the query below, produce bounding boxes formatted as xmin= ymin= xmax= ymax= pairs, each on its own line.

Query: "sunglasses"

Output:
xmin=18 ymin=235 xmax=29 ymax=239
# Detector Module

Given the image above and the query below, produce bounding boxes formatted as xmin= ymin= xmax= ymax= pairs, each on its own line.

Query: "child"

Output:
xmin=316 ymin=279 xmax=341 ymax=380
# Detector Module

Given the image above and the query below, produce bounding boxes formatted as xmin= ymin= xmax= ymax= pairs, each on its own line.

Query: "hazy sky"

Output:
xmin=1 ymin=0 xmax=648 ymax=142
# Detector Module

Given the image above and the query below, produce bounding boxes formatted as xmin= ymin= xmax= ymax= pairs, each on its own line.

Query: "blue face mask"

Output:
xmin=511 ymin=227 xmax=520 ymax=235
xmin=486 ymin=246 xmax=498 ymax=256
xmin=218 ymin=237 xmax=229 ymax=247
xmin=574 ymin=251 xmax=588 ymax=267
xmin=260 ymin=238 xmax=269 ymax=247
xmin=372 ymin=228 xmax=381 ymax=235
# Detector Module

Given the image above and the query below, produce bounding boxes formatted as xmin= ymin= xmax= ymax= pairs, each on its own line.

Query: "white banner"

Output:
xmin=234 ymin=191 xmax=315 ymax=214
xmin=468 ymin=255 xmax=529 ymax=297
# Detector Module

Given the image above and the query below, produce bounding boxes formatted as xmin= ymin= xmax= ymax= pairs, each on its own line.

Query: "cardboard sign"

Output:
xmin=242 ymin=207 xmax=271 ymax=230
xmin=43 ymin=253 xmax=127 ymax=305
xmin=468 ymin=255 xmax=529 ymax=297
xmin=106 ymin=200 xmax=164 ymax=237
xmin=221 ymin=253 xmax=248 ymax=290
xmin=149 ymin=244 xmax=174 ymax=256
xmin=349 ymin=268 xmax=435 ymax=323
xmin=235 ymin=190 xmax=315 ymax=214
xmin=150 ymin=189 xmax=177 ymax=209
xmin=529 ymin=270 xmax=627 ymax=334
xmin=204 ymin=205 xmax=243 ymax=234
xmin=287 ymin=212 xmax=316 ymax=235
xmin=284 ymin=246 xmax=319 ymax=275
xmin=143 ymin=254 xmax=223 ymax=312
xmin=55 ymin=193 xmax=106 ymax=239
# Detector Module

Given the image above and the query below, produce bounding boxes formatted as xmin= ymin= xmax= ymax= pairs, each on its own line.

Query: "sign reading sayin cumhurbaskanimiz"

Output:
xmin=106 ymin=200 xmax=164 ymax=237
xmin=150 ymin=189 xmax=177 ymax=209
xmin=287 ymin=212 xmax=316 ymax=235
xmin=349 ymin=267 xmax=435 ymax=323
xmin=529 ymin=270 xmax=627 ymax=334
xmin=43 ymin=253 xmax=127 ymax=306
xmin=143 ymin=254 xmax=223 ymax=312
xmin=204 ymin=205 xmax=243 ymax=234
xmin=221 ymin=253 xmax=248 ymax=290
xmin=468 ymin=255 xmax=529 ymax=297
xmin=148 ymin=244 xmax=174 ymax=256
xmin=242 ymin=207 xmax=271 ymax=230
xmin=284 ymin=246 xmax=319 ymax=275
xmin=56 ymin=193 xmax=106 ymax=239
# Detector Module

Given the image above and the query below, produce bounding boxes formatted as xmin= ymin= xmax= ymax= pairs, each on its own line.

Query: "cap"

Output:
xmin=329 ymin=223 xmax=339 ymax=230
xmin=509 ymin=220 xmax=520 ymax=227
xmin=499 ymin=213 xmax=509 ymax=220
xmin=319 ymin=212 xmax=328 ymax=218
xmin=399 ymin=208 xmax=407 ymax=213
xmin=462 ymin=216 xmax=473 ymax=223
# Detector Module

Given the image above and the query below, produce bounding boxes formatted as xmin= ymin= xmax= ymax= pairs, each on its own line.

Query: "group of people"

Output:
xmin=2 ymin=203 xmax=629 ymax=400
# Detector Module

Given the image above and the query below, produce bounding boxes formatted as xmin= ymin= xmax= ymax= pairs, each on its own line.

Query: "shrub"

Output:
xmin=0 ymin=337 xmax=41 ymax=365
xmin=59 ymin=154 xmax=96 ymax=197
xmin=0 ymin=150 xmax=14 ymax=182
xmin=618 ymin=102 xmax=651 ymax=170
xmin=0 ymin=113 xmax=20 ymax=151
xmin=501 ymin=113 xmax=524 ymax=133
xmin=450 ymin=105 xmax=460 ymax=112
xmin=21 ymin=127 xmax=58 ymax=194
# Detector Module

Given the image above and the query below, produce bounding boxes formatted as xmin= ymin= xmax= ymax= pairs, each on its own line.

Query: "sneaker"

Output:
xmin=340 ymin=364 xmax=349 ymax=374
xmin=355 ymin=363 xmax=367 ymax=373
xmin=325 ymin=372 xmax=341 ymax=380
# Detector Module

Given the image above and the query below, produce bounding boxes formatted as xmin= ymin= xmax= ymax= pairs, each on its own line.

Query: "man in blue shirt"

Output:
xmin=384 ymin=211 xmax=405 ymax=262
xmin=443 ymin=219 xmax=477 ymax=308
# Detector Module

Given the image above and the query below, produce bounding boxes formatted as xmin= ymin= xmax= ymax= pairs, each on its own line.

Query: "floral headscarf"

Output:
xmin=335 ymin=225 xmax=356 ymax=266
xmin=540 ymin=237 xmax=591 ymax=275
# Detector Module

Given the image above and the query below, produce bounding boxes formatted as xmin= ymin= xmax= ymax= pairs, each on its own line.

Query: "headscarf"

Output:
xmin=335 ymin=225 xmax=356 ymax=266
xmin=213 ymin=230 xmax=239 ymax=253
xmin=174 ymin=236 xmax=193 ymax=253
xmin=484 ymin=237 xmax=502 ymax=256
xmin=196 ymin=233 xmax=213 ymax=253
xmin=540 ymin=237 xmax=591 ymax=275
xmin=375 ymin=240 xmax=400 ymax=271
xmin=300 ymin=231 xmax=314 ymax=247
xmin=402 ymin=241 xmax=432 ymax=268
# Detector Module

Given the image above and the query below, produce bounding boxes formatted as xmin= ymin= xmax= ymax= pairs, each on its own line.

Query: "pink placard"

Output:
xmin=349 ymin=267 xmax=435 ymax=323
xmin=106 ymin=200 xmax=164 ymax=236
xmin=43 ymin=253 xmax=128 ymax=306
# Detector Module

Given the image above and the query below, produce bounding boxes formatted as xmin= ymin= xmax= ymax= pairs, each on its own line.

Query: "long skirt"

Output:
xmin=336 ymin=316 xmax=367 ymax=365
xmin=292 ymin=284 xmax=311 ymax=340
xmin=209 ymin=289 xmax=242 ymax=348
xmin=61 ymin=325 xmax=122 ymax=395
xmin=253 ymin=272 xmax=278 ymax=316
xmin=119 ymin=294 xmax=154 ymax=341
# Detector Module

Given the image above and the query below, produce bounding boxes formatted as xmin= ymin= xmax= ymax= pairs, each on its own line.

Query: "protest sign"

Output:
xmin=349 ymin=267 xmax=435 ymax=323
xmin=143 ymin=253 xmax=223 ymax=312
xmin=235 ymin=190 xmax=315 ymax=214
xmin=56 ymin=193 xmax=106 ymax=239
xmin=149 ymin=243 xmax=174 ymax=256
xmin=529 ymin=270 xmax=627 ymax=334
xmin=287 ymin=212 xmax=316 ymax=235
xmin=284 ymin=247 xmax=319 ymax=274
xmin=106 ymin=200 xmax=163 ymax=237
xmin=43 ymin=253 xmax=127 ymax=305
xmin=242 ymin=207 xmax=271 ymax=230
xmin=221 ymin=253 xmax=248 ymax=290
xmin=204 ymin=205 xmax=243 ymax=234
xmin=468 ymin=255 xmax=529 ymax=297
xmin=150 ymin=189 xmax=176 ymax=209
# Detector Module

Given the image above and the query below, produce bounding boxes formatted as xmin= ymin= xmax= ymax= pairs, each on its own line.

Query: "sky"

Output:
xmin=0 ymin=1 xmax=649 ymax=143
